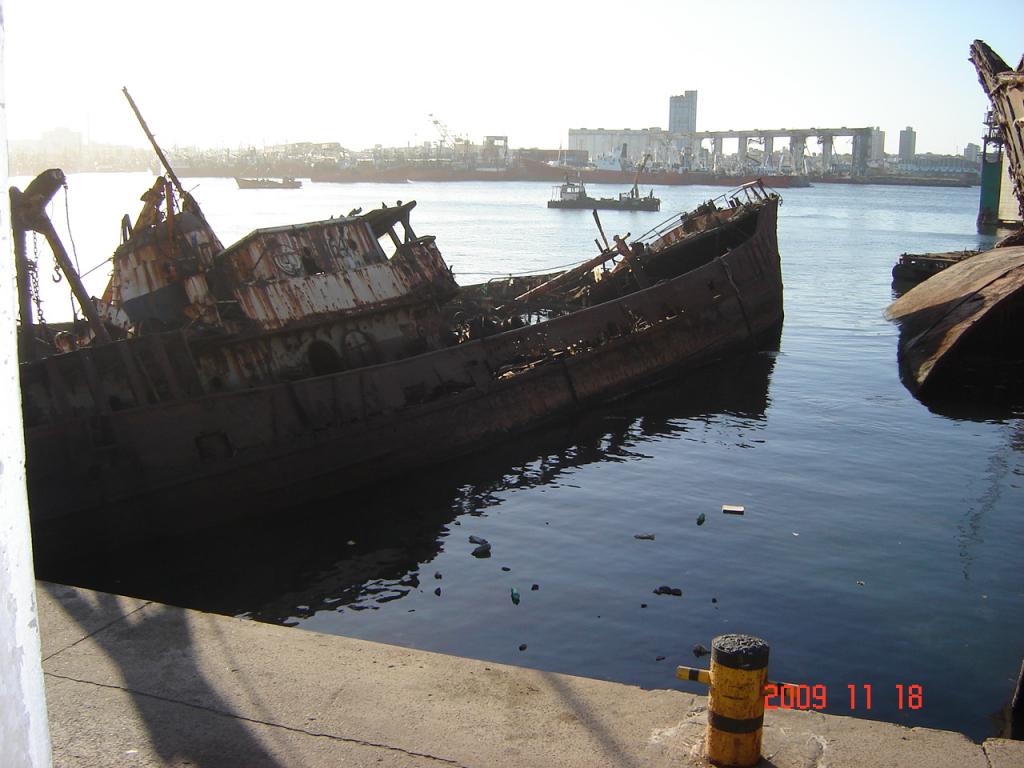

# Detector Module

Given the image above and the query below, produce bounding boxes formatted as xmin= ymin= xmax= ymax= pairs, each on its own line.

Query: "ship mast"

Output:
xmin=631 ymin=153 xmax=650 ymax=199
xmin=122 ymin=86 xmax=186 ymax=200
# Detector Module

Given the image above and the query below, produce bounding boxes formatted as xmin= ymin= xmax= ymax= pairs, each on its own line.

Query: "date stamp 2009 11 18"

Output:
xmin=763 ymin=683 xmax=924 ymax=711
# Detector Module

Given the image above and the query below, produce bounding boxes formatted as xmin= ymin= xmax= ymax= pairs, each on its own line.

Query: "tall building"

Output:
xmin=869 ymin=127 xmax=885 ymax=162
xmin=668 ymin=92 xmax=698 ymax=134
xmin=898 ymin=126 xmax=916 ymax=163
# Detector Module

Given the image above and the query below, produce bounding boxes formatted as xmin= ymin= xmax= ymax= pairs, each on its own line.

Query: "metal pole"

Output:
xmin=122 ymin=86 xmax=186 ymax=199
xmin=37 ymin=218 xmax=112 ymax=344
xmin=11 ymin=200 xmax=34 ymax=360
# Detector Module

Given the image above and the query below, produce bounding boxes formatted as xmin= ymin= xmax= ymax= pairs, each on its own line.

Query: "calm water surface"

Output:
xmin=30 ymin=174 xmax=1023 ymax=740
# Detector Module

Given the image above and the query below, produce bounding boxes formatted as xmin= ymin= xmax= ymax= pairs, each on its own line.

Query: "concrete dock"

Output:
xmin=39 ymin=581 xmax=1023 ymax=767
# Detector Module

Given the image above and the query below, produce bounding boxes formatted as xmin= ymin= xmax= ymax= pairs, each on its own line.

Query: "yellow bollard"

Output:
xmin=706 ymin=634 xmax=769 ymax=767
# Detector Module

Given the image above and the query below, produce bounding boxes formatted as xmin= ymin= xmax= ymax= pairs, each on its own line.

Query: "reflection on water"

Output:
xmin=957 ymin=421 xmax=1024 ymax=581
xmin=45 ymin=343 xmax=778 ymax=624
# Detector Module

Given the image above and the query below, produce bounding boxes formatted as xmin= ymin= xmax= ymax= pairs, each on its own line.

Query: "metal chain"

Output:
xmin=63 ymin=182 xmax=81 ymax=322
xmin=29 ymin=233 xmax=46 ymax=327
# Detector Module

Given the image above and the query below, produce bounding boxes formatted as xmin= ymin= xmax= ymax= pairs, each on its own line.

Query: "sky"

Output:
xmin=5 ymin=0 xmax=1023 ymax=156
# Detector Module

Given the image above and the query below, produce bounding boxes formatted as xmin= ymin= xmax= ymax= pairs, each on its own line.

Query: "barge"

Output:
xmin=235 ymin=176 xmax=303 ymax=190
xmin=547 ymin=178 xmax=660 ymax=211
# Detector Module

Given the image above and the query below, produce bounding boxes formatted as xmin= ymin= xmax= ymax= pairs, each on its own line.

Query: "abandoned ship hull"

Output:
xmin=885 ymin=245 xmax=1024 ymax=397
xmin=26 ymin=200 xmax=782 ymax=563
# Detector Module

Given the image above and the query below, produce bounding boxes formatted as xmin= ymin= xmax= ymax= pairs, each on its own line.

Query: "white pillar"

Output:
xmin=821 ymin=135 xmax=834 ymax=172
xmin=0 ymin=2 xmax=53 ymax=763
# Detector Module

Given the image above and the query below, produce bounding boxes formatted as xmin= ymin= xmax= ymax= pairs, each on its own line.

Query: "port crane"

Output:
xmin=428 ymin=113 xmax=469 ymax=160
xmin=627 ymin=153 xmax=652 ymax=199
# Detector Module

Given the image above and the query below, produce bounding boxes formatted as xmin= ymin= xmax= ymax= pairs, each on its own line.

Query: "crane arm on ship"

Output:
xmin=122 ymin=87 xmax=213 ymax=222
xmin=631 ymin=153 xmax=651 ymax=199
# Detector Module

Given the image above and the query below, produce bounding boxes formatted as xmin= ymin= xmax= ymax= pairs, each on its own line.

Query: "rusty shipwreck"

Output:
xmin=13 ymin=99 xmax=783 ymax=562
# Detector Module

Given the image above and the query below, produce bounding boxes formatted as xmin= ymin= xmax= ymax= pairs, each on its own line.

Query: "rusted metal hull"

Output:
xmin=24 ymin=200 xmax=782 ymax=563
xmin=885 ymin=245 xmax=1024 ymax=396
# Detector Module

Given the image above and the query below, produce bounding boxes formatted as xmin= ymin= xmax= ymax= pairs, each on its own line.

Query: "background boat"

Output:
xmin=235 ymin=176 xmax=302 ymax=189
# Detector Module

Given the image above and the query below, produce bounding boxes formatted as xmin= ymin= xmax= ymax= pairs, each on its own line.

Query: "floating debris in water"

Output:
xmin=856 ymin=580 xmax=865 ymax=586
xmin=634 ymin=533 xmax=656 ymax=540
xmin=471 ymin=543 xmax=491 ymax=558
xmin=654 ymin=586 xmax=683 ymax=596
xmin=711 ymin=597 xmax=718 ymax=604
xmin=501 ymin=566 xmax=511 ymax=572
xmin=693 ymin=644 xmax=710 ymax=658
xmin=696 ymin=513 xmax=706 ymax=526
xmin=531 ymin=584 xmax=539 ymax=591
xmin=519 ymin=644 xmax=528 ymax=652
xmin=434 ymin=572 xmax=443 ymax=580
xmin=434 ymin=587 xmax=441 ymax=596
xmin=641 ymin=603 xmax=648 ymax=608
xmin=792 ymin=532 xmax=800 ymax=536
xmin=346 ymin=540 xmax=356 ymax=546
xmin=511 ymin=587 xmax=521 ymax=605
xmin=656 ymin=656 xmax=666 ymax=661
xmin=722 ymin=505 xmax=745 ymax=515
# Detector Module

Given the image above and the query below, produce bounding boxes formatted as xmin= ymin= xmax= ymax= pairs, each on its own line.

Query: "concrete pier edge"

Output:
xmin=39 ymin=581 xmax=1024 ymax=767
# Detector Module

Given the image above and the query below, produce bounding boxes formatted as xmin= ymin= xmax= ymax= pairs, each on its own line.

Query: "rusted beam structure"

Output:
xmin=11 ymin=191 xmax=34 ymax=359
xmin=971 ymin=40 xmax=1024 ymax=223
xmin=10 ymin=170 xmax=112 ymax=345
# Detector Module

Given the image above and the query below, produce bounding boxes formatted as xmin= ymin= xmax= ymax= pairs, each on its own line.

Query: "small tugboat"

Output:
xmin=235 ymin=176 xmax=303 ymax=190
xmin=548 ymin=154 xmax=661 ymax=211
xmin=12 ymin=92 xmax=781 ymax=563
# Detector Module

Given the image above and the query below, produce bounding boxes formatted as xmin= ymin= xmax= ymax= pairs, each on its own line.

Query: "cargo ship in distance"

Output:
xmin=308 ymin=159 xmax=811 ymax=188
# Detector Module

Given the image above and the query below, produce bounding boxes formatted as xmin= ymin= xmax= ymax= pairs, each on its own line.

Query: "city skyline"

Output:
xmin=6 ymin=1 xmax=1023 ymax=156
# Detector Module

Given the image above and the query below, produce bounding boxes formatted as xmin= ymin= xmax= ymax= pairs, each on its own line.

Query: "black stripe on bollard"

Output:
xmin=708 ymin=711 xmax=765 ymax=735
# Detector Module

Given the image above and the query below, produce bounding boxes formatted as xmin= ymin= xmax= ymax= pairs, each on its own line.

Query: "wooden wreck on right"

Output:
xmin=886 ymin=40 xmax=1024 ymax=400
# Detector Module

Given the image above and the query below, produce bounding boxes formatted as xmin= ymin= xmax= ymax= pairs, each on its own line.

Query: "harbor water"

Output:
xmin=29 ymin=174 xmax=1023 ymax=741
